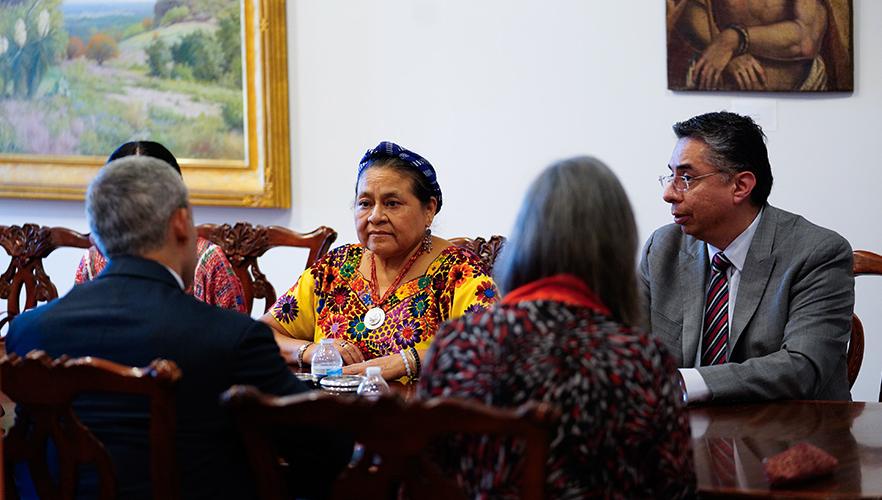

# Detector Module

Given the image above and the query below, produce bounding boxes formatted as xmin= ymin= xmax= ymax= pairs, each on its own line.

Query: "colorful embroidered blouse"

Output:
xmin=269 ymin=244 xmax=498 ymax=360
xmin=419 ymin=298 xmax=695 ymax=499
xmin=74 ymin=237 xmax=247 ymax=313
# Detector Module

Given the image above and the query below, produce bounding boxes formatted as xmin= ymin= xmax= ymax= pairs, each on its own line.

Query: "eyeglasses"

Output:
xmin=658 ymin=172 xmax=720 ymax=192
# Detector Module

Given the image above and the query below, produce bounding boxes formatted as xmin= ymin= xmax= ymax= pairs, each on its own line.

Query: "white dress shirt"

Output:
xmin=161 ymin=263 xmax=185 ymax=290
xmin=680 ymin=208 xmax=764 ymax=403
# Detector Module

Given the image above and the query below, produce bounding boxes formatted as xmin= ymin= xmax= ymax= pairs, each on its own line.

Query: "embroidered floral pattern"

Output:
xmin=270 ymin=244 xmax=496 ymax=360
xmin=273 ymin=294 xmax=299 ymax=324
xmin=408 ymin=292 xmax=430 ymax=318
xmin=475 ymin=281 xmax=498 ymax=304
xmin=318 ymin=313 xmax=348 ymax=337
xmin=347 ymin=314 xmax=368 ymax=341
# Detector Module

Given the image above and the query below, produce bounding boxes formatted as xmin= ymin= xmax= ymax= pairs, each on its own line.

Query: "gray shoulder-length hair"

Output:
xmin=86 ymin=156 xmax=189 ymax=258
xmin=494 ymin=156 xmax=640 ymax=326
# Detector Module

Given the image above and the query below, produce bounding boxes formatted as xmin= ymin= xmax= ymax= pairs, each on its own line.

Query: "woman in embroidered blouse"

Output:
xmin=260 ymin=142 xmax=497 ymax=382
xmin=419 ymin=157 xmax=695 ymax=498
xmin=75 ymin=141 xmax=247 ymax=313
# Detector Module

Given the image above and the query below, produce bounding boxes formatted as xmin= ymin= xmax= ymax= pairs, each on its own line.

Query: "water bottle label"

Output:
xmin=326 ymin=367 xmax=343 ymax=376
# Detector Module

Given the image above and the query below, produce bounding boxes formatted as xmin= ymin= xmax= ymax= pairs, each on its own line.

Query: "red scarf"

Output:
xmin=501 ymin=274 xmax=611 ymax=316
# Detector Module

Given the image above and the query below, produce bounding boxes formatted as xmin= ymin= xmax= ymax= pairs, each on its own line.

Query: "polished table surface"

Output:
xmin=691 ymin=401 xmax=882 ymax=498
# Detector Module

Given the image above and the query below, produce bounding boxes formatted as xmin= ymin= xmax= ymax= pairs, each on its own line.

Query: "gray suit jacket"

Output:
xmin=639 ymin=205 xmax=854 ymax=401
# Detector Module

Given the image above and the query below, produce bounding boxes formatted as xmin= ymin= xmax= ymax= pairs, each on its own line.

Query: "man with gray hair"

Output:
xmin=640 ymin=111 xmax=854 ymax=403
xmin=7 ymin=156 xmax=349 ymax=499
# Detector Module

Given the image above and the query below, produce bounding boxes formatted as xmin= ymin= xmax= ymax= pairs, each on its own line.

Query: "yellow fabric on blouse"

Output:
xmin=269 ymin=244 xmax=498 ymax=359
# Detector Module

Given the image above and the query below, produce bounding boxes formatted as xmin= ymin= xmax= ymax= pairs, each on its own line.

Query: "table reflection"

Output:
xmin=690 ymin=401 xmax=873 ymax=496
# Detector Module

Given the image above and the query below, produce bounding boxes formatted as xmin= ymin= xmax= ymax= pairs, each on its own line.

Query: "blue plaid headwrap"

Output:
xmin=357 ymin=141 xmax=442 ymax=213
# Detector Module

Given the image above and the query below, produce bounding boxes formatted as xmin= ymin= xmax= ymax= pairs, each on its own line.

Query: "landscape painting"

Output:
xmin=0 ymin=0 xmax=292 ymax=207
xmin=1 ymin=0 xmax=245 ymax=158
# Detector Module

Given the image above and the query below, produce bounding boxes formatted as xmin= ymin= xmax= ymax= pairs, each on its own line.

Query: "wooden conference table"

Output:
xmin=691 ymin=401 xmax=882 ymax=498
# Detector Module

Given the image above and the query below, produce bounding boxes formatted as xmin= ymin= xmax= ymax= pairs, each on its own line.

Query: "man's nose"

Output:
xmin=662 ymin=182 xmax=681 ymax=204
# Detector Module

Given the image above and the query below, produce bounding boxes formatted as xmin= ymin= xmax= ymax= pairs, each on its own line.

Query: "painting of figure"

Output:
xmin=0 ymin=0 xmax=245 ymax=158
xmin=667 ymin=0 xmax=853 ymax=92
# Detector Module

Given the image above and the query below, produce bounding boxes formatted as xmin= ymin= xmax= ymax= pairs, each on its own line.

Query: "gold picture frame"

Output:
xmin=0 ymin=0 xmax=290 ymax=208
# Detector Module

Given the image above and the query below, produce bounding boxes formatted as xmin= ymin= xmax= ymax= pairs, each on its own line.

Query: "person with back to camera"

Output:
xmin=75 ymin=141 xmax=247 ymax=313
xmin=8 ymin=156 xmax=350 ymax=499
xmin=260 ymin=141 xmax=498 ymax=382
xmin=419 ymin=156 xmax=695 ymax=498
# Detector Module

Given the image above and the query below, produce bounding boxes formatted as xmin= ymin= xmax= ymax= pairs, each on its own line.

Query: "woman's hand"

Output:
xmin=343 ymin=354 xmax=405 ymax=379
xmin=330 ymin=338 xmax=365 ymax=365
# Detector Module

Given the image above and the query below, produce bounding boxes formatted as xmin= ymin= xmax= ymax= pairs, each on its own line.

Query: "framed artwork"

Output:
xmin=0 ymin=0 xmax=290 ymax=207
xmin=666 ymin=0 xmax=853 ymax=92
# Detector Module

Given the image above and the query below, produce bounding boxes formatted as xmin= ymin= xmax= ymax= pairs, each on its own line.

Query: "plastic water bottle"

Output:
xmin=311 ymin=338 xmax=343 ymax=378
xmin=357 ymin=366 xmax=390 ymax=398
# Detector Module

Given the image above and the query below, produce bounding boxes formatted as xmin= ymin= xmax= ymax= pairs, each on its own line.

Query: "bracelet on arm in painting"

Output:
xmin=297 ymin=341 xmax=313 ymax=369
xmin=400 ymin=349 xmax=413 ymax=379
xmin=408 ymin=346 xmax=421 ymax=379
xmin=727 ymin=24 xmax=750 ymax=56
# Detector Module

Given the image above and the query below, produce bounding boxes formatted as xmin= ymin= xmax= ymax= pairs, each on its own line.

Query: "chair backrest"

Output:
xmin=849 ymin=250 xmax=882 ymax=388
xmin=196 ymin=223 xmax=337 ymax=313
xmin=0 ymin=224 xmax=91 ymax=331
xmin=221 ymin=386 xmax=558 ymax=500
xmin=449 ymin=235 xmax=506 ymax=275
xmin=2 ymin=350 xmax=181 ymax=500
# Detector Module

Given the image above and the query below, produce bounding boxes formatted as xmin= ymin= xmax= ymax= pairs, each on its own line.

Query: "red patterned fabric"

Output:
xmin=419 ymin=287 xmax=695 ymax=499
xmin=763 ymin=442 xmax=838 ymax=486
xmin=74 ymin=237 xmax=247 ymax=313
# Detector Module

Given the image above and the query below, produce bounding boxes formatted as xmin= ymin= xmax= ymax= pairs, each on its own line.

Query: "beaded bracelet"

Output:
xmin=297 ymin=341 xmax=313 ymax=369
xmin=727 ymin=24 xmax=750 ymax=56
xmin=400 ymin=349 xmax=413 ymax=379
xmin=408 ymin=346 xmax=421 ymax=378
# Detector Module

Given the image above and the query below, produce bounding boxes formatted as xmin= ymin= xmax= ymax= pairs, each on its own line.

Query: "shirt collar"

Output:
xmin=707 ymin=207 xmax=764 ymax=273
xmin=160 ymin=264 xmax=185 ymax=290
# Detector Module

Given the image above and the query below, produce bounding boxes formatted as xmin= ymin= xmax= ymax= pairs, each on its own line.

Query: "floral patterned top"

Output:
xmin=419 ymin=298 xmax=695 ymax=499
xmin=75 ymin=237 xmax=247 ymax=313
xmin=269 ymin=244 xmax=498 ymax=361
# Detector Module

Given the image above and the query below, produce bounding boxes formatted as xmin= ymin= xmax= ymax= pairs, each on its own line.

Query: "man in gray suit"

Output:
xmin=640 ymin=111 xmax=853 ymax=403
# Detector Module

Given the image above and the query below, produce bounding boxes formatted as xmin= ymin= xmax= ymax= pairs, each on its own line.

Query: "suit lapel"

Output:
xmin=730 ymin=207 xmax=777 ymax=351
xmin=680 ymin=239 xmax=709 ymax=366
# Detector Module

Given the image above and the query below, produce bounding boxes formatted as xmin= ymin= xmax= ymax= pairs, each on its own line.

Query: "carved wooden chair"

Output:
xmin=1 ymin=350 xmax=181 ymax=500
xmin=449 ymin=235 xmax=506 ymax=275
xmin=849 ymin=250 xmax=882 ymax=389
xmin=0 ymin=224 xmax=91 ymax=332
xmin=221 ymin=386 xmax=558 ymax=500
xmin=196 ymin=223 xmax=337 ymax=313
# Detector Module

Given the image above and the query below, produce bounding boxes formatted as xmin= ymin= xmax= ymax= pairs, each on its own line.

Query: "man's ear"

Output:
xmin=168 ymin=207 xmax=192 ymax=245
xmin=732 ymin=171 xmax=757 ymax=205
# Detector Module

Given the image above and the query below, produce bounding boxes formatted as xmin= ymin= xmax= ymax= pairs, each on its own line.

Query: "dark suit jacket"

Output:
xmin=7 ymin=256 xmax=336 ymax=499
xmin=639 ymin=205 xmax=854 ymax=402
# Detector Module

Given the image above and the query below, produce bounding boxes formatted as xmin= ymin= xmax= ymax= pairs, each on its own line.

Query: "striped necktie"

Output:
xmin=702 ymin=252 xmax=732 ymax=366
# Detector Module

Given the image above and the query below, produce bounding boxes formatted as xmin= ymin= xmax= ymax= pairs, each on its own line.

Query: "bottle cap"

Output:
xmin=365 ymin=366 xmax=381 ymax=376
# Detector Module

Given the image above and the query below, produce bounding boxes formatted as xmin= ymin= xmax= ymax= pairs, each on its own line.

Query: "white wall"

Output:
xmin=1 ymin=0 xmax=880 ymax=400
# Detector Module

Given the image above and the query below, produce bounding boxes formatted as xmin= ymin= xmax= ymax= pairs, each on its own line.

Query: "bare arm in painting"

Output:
xmin=679 ymin=0 xmax=828 ymax=90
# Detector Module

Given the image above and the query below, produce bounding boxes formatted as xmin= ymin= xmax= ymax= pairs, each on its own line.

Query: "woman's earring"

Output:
xmin=422 ymin=226 xmax=433 ymax=253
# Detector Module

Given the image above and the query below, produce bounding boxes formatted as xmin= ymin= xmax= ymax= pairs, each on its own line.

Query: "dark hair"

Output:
xmin=107 ymin=141 xmax=181 ymax=175
xmin=673 ymin=111 xmax=773 ymax=205
xmin=494 ymin=156 xmax=640 ymax=326
xmin=357 ymin=158 xmax=439 ymax=211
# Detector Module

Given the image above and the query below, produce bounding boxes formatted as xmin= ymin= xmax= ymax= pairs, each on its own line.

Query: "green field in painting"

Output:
xmin=0 ymin=0 xmax=244 ymax=159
